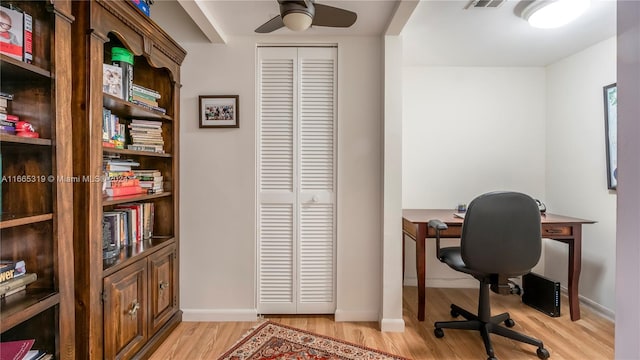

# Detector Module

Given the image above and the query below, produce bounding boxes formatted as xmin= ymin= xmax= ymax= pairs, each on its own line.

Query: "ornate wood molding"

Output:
xmin=95 ymin=0 xmax=186 ymax=65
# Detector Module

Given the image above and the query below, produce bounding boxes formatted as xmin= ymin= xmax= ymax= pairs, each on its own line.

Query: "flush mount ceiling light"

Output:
xmin=521 ymin=0 xmax=591 ymax=29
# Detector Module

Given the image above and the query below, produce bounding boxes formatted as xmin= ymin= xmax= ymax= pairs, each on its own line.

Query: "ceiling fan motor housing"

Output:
xmin=280 ymin=0 xmax=315 ymax=19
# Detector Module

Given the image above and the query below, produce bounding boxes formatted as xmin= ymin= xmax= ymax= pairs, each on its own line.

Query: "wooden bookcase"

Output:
xmin=70 ymin=0 xmax=185 ymax=358
xmin=0 ymin=0 xmax=75 ymax=359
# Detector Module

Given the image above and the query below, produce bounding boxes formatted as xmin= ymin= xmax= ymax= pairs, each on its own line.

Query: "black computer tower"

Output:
xmin=522 ymin=272 xmax=561 ymax=317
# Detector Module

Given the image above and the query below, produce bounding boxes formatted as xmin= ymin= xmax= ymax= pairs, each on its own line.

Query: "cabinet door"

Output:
xmin=104 ymin=260 xmax=148 ymax=360
xmin=148 ymin=244 xmax=177 ymax=335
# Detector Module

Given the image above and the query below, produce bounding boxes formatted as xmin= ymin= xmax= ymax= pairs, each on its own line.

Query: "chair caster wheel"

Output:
xmin=504 ymin=318 xmax=515 ymax=328
xmin=487 ymin=357 xmax=497 ymax=360
xmin=536 ymin=347 xmax=550 ymax=359
xmin=450 ymin=309 xmax=459 ymax=318
xmin=512 ymin=284 xmax=522 ymax=295
xmin=434 ymin=328 xmax=444 ymax=338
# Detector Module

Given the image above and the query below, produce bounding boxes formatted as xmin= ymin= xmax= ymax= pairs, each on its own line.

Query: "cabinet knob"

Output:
xmin=312 ymin=195 xmax=320 ymax=202
xmin=128 ymin=300 xmax=140 ymax=317
xmin=159 ymin=281 xmax=169 ymax=290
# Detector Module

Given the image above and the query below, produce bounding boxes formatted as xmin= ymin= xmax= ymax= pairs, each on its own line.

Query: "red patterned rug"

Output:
xmin=217 ymin=321 xmax=409 ymax=360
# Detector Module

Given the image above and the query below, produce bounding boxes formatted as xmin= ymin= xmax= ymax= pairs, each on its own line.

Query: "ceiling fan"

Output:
xmin=255 ymin=0 xmax=357 ymax=33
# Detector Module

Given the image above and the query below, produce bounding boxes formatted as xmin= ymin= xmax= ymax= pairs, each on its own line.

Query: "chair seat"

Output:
xmin=439 ymin=247 xmax=485 ymax=278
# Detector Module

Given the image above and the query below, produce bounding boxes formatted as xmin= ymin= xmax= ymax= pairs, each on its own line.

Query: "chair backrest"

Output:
xmin=461 ymin=191 xmax=542 ymax=277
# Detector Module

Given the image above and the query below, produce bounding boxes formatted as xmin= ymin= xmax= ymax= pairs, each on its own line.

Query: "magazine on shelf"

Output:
xmin=0 ymin=6 xmax=24 ymax=61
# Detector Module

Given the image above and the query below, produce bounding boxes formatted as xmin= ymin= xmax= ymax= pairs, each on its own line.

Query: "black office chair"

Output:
xmin=429 ymin=191 xmax=550 ymax=360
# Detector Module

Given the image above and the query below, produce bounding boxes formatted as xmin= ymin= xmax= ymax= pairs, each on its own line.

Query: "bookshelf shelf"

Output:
xmin=103 ymin=93 xmax=173 ymax=121
xmin=0 ymin=213 xmax=53 ymax=229
xmin=102 ymin=192 xmax=172 ymax=207
xmin=103 ymin=237 xmax=175 ymax=275
xmin=103 ymin=147 xmax=172 ymax=158
xmin=0 ymin=290 xmax=60 ymax=333
xmin=0 ymin=134 xmax=52 ymax=146
xmin=0 ymin=54 xmax=52 ymax=80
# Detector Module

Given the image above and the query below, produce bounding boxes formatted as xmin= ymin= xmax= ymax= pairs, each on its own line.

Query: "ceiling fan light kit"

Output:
xmin=283 ymin=12 xmax=313 ymax=31
xmin=521 ymin=0 xmax=591 ymax=29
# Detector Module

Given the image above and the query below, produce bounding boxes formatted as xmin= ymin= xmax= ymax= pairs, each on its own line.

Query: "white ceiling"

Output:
xmin=157 ymin=0 xmax=616 ymax=67
xmin=402 ymin=0 xmax=617 ymax=66
xmin=189 ymin=0 xmax=400 ymax=38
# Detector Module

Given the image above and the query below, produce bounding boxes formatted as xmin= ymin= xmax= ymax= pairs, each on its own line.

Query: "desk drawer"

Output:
xmin=542 ymin=225 xmax=572 ymax=237
xmin=403 ymin=218 xmax=417 ymax=239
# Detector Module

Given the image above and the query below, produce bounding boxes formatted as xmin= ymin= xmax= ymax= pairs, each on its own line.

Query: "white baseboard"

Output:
xmin=379 ymin=318 xmax=405 ymax=332
xmin=402 ymin=281 xmax=615 ymax=322
xmin=404 ymin=277 xmax=477 ymax=288
xmin=334 ymin=309 xmax=379 ymax=322
xmin=559 ymin=287 xmax=615 ymax=322
xmin=182 ymin=308 xmax=258 ymax=322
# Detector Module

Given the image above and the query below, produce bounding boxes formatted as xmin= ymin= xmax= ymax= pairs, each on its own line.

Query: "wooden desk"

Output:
xmin=402 ymin=209 xmax=595 ymax=322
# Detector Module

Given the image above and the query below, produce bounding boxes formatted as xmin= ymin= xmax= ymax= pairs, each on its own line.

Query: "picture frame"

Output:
xmin=603 ymin=83 xmax=617 ymax=190
xmin=199 ymin=95 xmax=239 ymax=128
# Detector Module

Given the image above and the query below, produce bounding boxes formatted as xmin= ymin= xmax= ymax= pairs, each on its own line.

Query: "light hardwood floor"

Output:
xmin=149 ymin=286 xmax=614 ymax=360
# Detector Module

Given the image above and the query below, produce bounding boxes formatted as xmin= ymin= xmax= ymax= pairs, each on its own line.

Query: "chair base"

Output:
xmin=434 ymin=304 xmax=550 ymax=360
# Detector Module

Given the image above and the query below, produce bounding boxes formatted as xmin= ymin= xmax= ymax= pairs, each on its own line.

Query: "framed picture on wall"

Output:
xmin=199 ymin=95 xmax=239 ymax=128
xmin=603 ymin=83 xmax=617 ymax=190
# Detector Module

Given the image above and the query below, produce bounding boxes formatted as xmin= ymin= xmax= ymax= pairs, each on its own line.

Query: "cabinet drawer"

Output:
xmin=542 ymin=225 xmax=572 ymax=237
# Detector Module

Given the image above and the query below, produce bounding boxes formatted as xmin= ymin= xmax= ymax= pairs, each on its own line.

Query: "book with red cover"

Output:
xmin=22 ymin=11 xmax=31 ymax=63
xmin=105 ymin=185 xmax=143 ymax=197
xmin=0 ymin=339 xmax=35 ymax=360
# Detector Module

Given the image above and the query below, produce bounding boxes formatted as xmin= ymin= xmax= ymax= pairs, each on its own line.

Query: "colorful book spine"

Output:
xmin=0 ymin=272 xmax=37 ymax=296
xmin=23 ymin=11 xmax=32 ymax=63
xmin=131 ymin=100 xmax=166 ymax=114
xmin=105 ymin=185 xmax=144 ymax=197
xmin=131 ymin=84 xmax=161 ymax=99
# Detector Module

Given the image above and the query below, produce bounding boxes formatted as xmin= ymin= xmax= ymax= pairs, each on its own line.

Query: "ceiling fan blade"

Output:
xmin=255 ymin=15 xmax=285 ymax=33
xmin=312 ymin=3 xmax=357 ymax=28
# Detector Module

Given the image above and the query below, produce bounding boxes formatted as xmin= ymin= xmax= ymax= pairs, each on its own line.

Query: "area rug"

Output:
xmin=217 ymin=321 xmax=409 ymax=360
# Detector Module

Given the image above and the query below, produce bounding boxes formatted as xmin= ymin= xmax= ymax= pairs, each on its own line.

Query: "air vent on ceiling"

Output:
xmin=464 ymin=0 xmax=506 ymax=9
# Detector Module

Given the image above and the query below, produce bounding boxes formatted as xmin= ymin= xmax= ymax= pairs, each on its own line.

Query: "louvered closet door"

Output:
xmin=258 ymin=47 xmax=337 ymax=314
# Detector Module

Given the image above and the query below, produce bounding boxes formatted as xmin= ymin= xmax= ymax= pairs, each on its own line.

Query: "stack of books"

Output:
xmin=127 ymin=119 xmax=164 ymax=153
xmin=0 ymin=91 xmax=17 ymax=135
xmin=133 ymin=169 xmax=163 ymax=194
xmin=103 ymin=157 xmax=144 ymax=197
xmin=131 ymin=84 xmax=165 ymax=114
xmin=0 ymin=260 xmax=37 ymax=298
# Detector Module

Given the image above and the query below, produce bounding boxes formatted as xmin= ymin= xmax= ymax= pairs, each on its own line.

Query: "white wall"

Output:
xmin=545 ymin=37 xmax=617 ymax=316
xmin=171 ymin=34 xmax=385 ymax=321
xmin=402 ymin=67 xmax=547 ymax=286
xmin=381 ymin=35 xmax=405 ymax=332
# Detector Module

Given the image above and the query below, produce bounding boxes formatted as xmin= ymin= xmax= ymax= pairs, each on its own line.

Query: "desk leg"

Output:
xmin=568 ymin=226 xmax=582 ymax=321
xmin=402 ymin=232 xmax=405 ymax=283
xmin=416 ymin=224 xmax=427 ymax=321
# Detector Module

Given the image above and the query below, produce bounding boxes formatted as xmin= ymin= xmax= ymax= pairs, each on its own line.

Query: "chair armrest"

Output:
xmin=428 ymin=219 xmax=448 ymax=231
xmin=428 ymin=219 xmax=448 ymax=260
